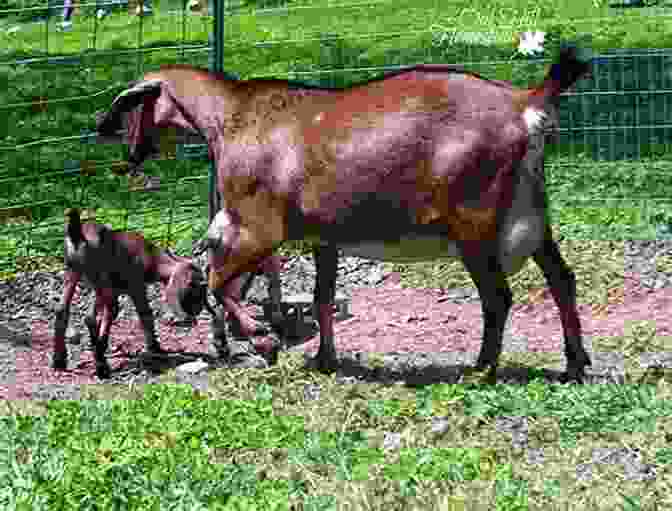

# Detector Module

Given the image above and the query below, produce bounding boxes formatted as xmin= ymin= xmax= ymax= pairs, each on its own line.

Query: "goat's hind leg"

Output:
xmin=53 ymin=270 xmax=80 ymax=370
xmin=532 ymin=229 xmax=591 ymax=382
xmin=460 ymin=244 xmax=513 ymax=377
xmin=310 ymin=244 xmax=339 ymax=374
xmin=83 ymin=293 xmax=99 ymax=345
xmin=86 ymin=290 xmax=116 ymax=379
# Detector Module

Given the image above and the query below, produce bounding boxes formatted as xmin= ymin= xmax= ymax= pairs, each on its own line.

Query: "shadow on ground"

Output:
xmin=279 ymin=318 xmax=625 ymax=386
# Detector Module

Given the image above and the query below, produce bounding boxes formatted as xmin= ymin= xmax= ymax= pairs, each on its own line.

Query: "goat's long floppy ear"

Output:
xmin=96 ymin=79 xmax=164 ymax=136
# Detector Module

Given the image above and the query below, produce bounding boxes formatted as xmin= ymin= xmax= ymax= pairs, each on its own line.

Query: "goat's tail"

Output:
xmin=534 ymin=43 xmax=592 ymax=98
xmin=65 ymin=208 xmax=84 ymax=247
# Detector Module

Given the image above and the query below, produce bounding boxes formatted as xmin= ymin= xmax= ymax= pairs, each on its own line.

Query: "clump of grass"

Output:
xmin=2 ymin=344 xmax=671 ymax=509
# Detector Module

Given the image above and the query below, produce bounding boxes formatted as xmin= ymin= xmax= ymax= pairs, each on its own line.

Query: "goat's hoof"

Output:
xmin=473 ymin=360 xmax=496 ymax=372
xmin=562 ymin=365 xmax=588 ymax=384
xmin=229 ymin=352 xmax=269 ymax=370
xmin=462 ymin=365 xmax=496 ymax=383
xmin=225 ymin=339 xmax=269 ymax=369
xmin=255 ymin=339 xmax=281 ymax=367
xmin=52 ymin=352 xmax=68 ymax=371
xmin=474 ymin=351 xmax=501 ymax=371
xmin=305 ymin=354 xmax=338 ymax=374
xmin=95 ymin=363 xmax=111 ymax=380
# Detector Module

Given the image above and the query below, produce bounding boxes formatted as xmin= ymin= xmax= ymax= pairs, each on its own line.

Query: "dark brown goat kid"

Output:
xmin=53 ymin=209 xmax=207 ymax=379
xmin=96 ymin=44 xmax=593 ymax=382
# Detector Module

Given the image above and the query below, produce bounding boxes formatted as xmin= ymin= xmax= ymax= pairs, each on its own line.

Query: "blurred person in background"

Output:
xmin=58 ymin=0 xmax=152 ymax=31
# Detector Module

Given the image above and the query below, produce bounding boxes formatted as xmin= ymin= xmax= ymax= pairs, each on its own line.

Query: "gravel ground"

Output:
xmin=0 ymin=239 xmax=671 ymax=399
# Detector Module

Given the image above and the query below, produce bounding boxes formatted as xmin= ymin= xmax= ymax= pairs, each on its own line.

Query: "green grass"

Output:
xmin=2 ymin=347 xmax=672 ymax=510
xmin=2 ymin=3 xmax=672 ymax=507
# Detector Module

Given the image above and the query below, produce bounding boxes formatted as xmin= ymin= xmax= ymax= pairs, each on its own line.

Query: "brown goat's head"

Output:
xmin=96 ymin=79 xmax=202 ymax=176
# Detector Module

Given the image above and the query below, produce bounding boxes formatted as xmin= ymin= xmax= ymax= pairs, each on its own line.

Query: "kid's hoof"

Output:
xmin=95 ymin=363 xmax=111 ymax=380
xmin=227 ymin=340 xmax=269 ymax=369
xmin=52 ymin=352 xmax=68 ymax=371
xmin=230 ymin=355 xmax=268 ymax=370
xmin=462 ymin=365 xmax=496 ymax=384
xmin=474 ymin=353 xmax=499 ymax=372
xmin=562 ymin=364 xmax=588 ymax=384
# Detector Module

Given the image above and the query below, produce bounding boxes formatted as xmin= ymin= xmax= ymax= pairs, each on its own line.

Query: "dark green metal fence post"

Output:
xmin=209 ymin=0 xmax=225 ymax=222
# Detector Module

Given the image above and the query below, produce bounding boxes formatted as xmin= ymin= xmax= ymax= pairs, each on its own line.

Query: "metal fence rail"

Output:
xmin=1 ymin=2 xmax=672 ymax=275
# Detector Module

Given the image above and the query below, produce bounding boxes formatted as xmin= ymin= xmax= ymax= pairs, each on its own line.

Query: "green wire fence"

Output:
xmin=1 ymin=1 xmax=672 ymax=277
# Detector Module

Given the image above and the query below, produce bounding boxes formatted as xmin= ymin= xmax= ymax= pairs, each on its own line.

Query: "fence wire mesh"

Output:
xmin=2 ymin=1 xmax=672 ymax=276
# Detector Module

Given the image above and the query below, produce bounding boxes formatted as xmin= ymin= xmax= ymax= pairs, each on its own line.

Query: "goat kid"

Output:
xmin=95 ymin=44 xmax=593 ymax=382
xmin=53 ymin=209 xmax=207 ymax=379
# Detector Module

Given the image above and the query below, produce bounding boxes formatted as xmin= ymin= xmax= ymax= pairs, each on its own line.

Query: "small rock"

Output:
xmin=303 ymin=383 xmax=321 ymax=401
xmin=430 ymin=416 xmax=450 ymax=434
xmin=176 ymin=359 xmax=209 ymax=375
xmin=383 ymin=431 xmax=402 ymax=451
xmin=576 ymin=462 xmax=593 ymax=482
xmin=527 ymin=448 xmax=545 ymax=466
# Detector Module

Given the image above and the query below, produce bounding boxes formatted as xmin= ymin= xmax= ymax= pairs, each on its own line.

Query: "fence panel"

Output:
xmin=1 ymin=0 xmax=216 ymax=276
xmin=2 ymin=2 xmax=672 ymax=277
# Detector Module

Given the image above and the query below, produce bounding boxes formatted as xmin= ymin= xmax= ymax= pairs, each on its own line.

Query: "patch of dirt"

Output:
xmin=1 ymin=270 xmax=671 ymax=399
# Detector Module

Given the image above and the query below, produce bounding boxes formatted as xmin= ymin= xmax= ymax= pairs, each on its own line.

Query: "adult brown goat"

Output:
xmin=96 ymin=44 xmax=593 ymax=382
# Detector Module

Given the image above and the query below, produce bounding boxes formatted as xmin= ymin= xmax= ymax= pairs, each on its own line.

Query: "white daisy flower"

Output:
xmin=517 ymin=31 xmax=546 ymax=56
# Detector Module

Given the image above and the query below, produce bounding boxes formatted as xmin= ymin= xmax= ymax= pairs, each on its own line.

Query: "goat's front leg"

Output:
xmin=211 ymin=285 xmax=268 ymax=369
xmin=533 ymin=229 xmax=591 ymax=382
xmin=88 ymin=288 xmax=117 ymax=379
xmin=234 ymin=256 xmax=285 ymax=335
xmin=310 ymin=244 xmax=339 ymax=373
xmin=128 ymin=288 xmax=162 ymax=355
xmin=222 ymin=274 xmax=269 ymax=338
xmin=460 ymin=243 xmax=513 ymax=376
xmin=52 ymin=269 xmax=80 ymax=370
xmin=84 ymin=291 xmax=100 ymax=342
xmin=205 ymin=206 xmax=285 ymax=368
